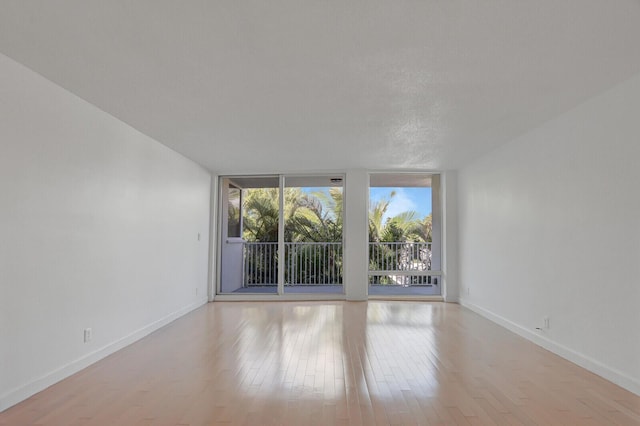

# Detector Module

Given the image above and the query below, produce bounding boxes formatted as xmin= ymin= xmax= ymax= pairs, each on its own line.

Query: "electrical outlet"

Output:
xmin=84 ymin=328 xmax=92 ymax=343
xmin=195 ymin=287 xmax=199 ymax=296
xmin=197 ymin=233 xmax=201 ymax=241
xmin=467 ymin=287 xmax=470 ymax=296
xmin=543 ymin=317 xmax=550 ymax=329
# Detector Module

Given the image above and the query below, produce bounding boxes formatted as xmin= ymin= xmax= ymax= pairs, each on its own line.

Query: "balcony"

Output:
xmin=235 ymin=241 xmax=439 ymax=295
xmin=219 ymin=174 xmax=440 ymax=296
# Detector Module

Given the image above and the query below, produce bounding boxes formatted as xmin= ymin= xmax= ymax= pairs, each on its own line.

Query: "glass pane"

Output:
xmin=219 ymin=177 xmax=279 ymax=294
xmin=283 ymin=176 xmax=344 ymax=294
xmin=368 ymin=173 xmax=441 ymax=296
xmin=227 ymin=186 xmax=241 ymax=238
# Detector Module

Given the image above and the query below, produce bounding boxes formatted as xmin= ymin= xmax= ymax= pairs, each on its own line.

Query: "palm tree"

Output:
xmin=286 ymin=188 xmax=344 ymax=284
xmin=241 ymin=187 xmax=430 ymax=286
xmin=288 ymin=187 xmax=342 ymax=242
xmin=242 ymin=188 xmax=281 ymax=242
xmin=369 ymin=191 xmax=423 ymax=243
xmin=241 ymin=187 xmax=344 ymax=285
xmin=368 ymin=191 xmax=394 ymax=243
xmin=242 ymin=187 xmax=343 ymax=242
xmin=406 ymin=213 xmax=432 ymax=243
xmin=368 ymin=191 xmax=433 ymax=284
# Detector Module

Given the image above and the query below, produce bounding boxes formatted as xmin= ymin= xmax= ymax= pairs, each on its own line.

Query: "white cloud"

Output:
xmin=383 ymin=188 xmax=417 ymax=222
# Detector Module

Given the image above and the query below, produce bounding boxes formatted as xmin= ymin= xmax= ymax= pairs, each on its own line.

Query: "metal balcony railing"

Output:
xmin=243 ymin=242 xmax=343 ymax=286
xmin=368 ymin=241 xmax=431 ymax=272
xmin=242 ymin=241 xmax=435 ymax=287
xmin=243 ymin=242 xmax=279 ymax=286
xmin=368 ymin=241 xmax=434 ymax=286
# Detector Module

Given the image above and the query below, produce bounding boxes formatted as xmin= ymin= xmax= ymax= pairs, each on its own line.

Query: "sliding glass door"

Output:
xmin=283 ymin=176 xmax=343 ymax=294
xmin=218 ymin=175 xmax=344 ymax=296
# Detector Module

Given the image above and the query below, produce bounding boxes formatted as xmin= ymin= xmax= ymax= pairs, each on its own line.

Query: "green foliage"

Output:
xmin=287 ymin=188 xmax=343 ymax=242
xmin=241 ymin=187 xmax=344 ymax=285
xmin=242 ymin=188 xmax=281 ymax=242
xmin=242 ymin=187 xmax=344 ymax=243
xmin=240 ymin=187 xmax=431 ymax=286
xmin=369 ymin=192 xmax=431 ymax=243
xmin=242 ymin=187 xmax=431 ymax=244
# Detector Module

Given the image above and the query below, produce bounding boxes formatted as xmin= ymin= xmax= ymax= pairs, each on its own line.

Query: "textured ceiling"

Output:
xmin=1 ymin=1 xmax=640 ymax=174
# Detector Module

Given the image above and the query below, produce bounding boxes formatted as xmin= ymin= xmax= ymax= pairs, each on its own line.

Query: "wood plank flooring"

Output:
xmin=1 ymin=301 xmax=639 ymax=425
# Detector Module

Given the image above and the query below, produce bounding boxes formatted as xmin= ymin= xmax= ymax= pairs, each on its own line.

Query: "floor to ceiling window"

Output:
xmin=368 ymin=173 xmax=442 ymax=296
xmin=218 ymin=175 xmax=344 ymax=296
xmin=283 ymin=176 xmax=344 ymax=294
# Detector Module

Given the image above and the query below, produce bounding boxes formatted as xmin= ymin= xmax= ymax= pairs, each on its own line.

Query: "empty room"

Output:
xmin=1 ymin=1 xmax=640 ymax=425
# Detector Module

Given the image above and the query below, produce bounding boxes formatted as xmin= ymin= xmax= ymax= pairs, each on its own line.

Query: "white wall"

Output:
xmin=458 ymin=72 xmax=640 ymax=395
xmin=0 ymin=53 xmax=211 ymax=410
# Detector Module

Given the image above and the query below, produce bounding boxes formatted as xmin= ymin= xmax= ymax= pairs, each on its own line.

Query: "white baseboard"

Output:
xmin=0 ymin=300 xmax=207 ymax=412
xmin=459 ymin=298 xmax=640 ymax=397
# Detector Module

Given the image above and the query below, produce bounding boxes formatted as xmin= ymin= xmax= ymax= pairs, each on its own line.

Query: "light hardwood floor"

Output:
xmin=1 ymin=301 xmax=639 ymax=425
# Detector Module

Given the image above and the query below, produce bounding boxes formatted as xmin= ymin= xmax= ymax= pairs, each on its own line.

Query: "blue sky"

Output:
xmin=301 ymin=186 xmax=432 ymax=222
xmin=370 ymin=187 xmax=432 ymax=221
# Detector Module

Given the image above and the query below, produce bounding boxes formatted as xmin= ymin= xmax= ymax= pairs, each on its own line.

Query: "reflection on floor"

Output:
xmin=232 ymin=285 xmax=342 ymax=294
xmin=369 ymin=285 xmax=440 ymax=296
xmin=232 ymin=286 xmax=278 ymax=294
xmin=230 ymin=285 xmax=441 ymax=296
xmin=4 ymin=301 xmax=638 ymax=425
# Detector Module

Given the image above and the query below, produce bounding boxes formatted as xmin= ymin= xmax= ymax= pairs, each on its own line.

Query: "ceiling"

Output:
xmin=1 ymin=1 xmax=640 ymax=174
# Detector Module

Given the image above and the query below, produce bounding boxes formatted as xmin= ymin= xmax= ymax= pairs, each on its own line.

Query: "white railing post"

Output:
xmin=242 ymin=241 xmax=344 ymax=287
